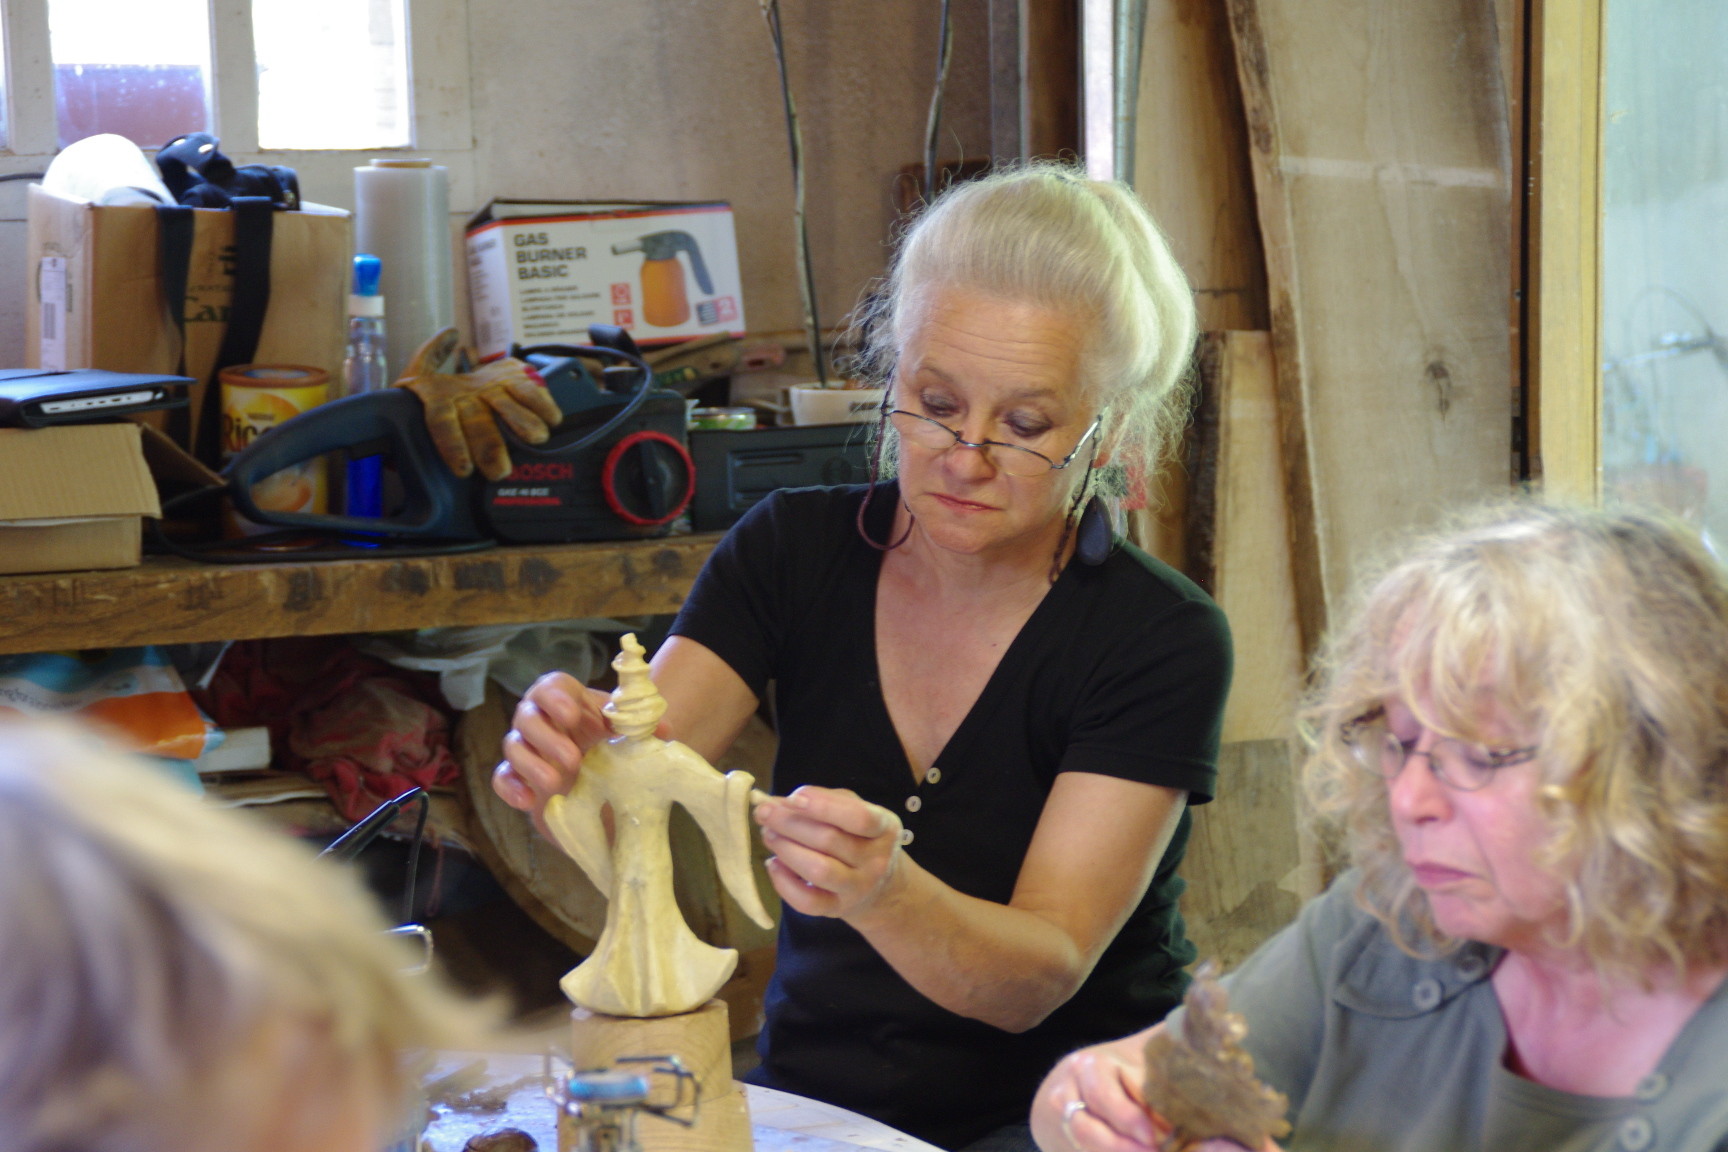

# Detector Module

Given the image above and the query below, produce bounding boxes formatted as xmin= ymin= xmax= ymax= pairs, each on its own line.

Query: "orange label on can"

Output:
xmin=220 ymin=366 xmax=329 ymax=518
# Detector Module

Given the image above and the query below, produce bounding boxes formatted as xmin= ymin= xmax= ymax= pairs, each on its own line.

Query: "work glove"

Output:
xmin=393 ymin=327 xmax=563 ymax=482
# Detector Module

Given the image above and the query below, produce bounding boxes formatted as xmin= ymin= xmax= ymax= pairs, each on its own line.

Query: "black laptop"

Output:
xmin=0 ymin=369 xmax=193 ymax=428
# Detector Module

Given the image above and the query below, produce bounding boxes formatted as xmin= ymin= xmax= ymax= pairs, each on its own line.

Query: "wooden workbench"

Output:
xmin=0 ymin=534 xmax=724 ymax=656
xmin=0 ymin=530 xmax=769 ymax=1014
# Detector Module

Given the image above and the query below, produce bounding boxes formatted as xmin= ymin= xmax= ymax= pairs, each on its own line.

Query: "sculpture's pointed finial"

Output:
xmin=604 ymin=633 xmax=667 ymax=740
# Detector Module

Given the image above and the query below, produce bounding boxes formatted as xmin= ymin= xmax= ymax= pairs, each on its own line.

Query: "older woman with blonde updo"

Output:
xmin=1035 ymin=503 xmax=1728 ymax=1152
xmin=497 ymin=164 xmax=1231 ymax=1150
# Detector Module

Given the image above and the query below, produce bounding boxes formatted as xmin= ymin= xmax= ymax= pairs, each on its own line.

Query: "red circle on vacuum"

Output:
xmin=600 ymin=430 xmax=695 ymax=526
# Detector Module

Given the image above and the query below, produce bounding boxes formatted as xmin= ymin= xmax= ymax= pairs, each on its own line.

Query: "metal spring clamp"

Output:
xmin=545 ymin=1054 xmax=699 ymax=1152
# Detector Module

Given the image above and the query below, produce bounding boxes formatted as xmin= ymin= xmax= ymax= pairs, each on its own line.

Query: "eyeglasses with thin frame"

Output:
xmin=1340 ymin=706 xmax=1539 ymax=791
xmin=887 ymin=409 xmax=1101 ymax=478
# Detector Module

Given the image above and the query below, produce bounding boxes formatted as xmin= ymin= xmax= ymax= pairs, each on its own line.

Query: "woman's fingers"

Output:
xmin=1035 ymin=1040 xmax=1164 ymax=1152
xmin=510 ymin=698 xmax=580 ymax=769
xmin=499 ymin=721 xmax=571 ymax=798
xmin=1061 ymin=1101 xmax=1155 ymax=1152
xmin=754 ymin=787 xmax=902 ymax=918
xmin=1068 ymin=1046 xmax=1159 ymax=1146
xmin=491 ymin=760 xmax=537 ymax=810
xmin=493 ymin=674 xmax=612 ymax=813
xmin=781 ymin=786 xmax=900 ymax=837
xmin=758 ymin=823 xmax=853 ymax=893
xmin=762 ymin=855 xmax=841 ymax=916
xmin=522 ymin=672 xmax=605 ymax=735
xmin=757 ymin=788 xmax=901 ymax=860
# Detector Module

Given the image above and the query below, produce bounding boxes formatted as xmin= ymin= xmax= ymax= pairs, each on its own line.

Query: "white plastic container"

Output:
xmin=787 ymin=385 xmax=885 ymax=426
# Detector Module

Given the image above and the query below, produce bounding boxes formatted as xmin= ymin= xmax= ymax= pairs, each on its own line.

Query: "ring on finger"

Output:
xmin=1061 ymin=1098 xmax=1088 ymax=1143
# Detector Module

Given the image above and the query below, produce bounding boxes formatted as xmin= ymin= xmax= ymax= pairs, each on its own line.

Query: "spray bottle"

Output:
xmin=610 ymin=231 xmax=713 ymax=328
xmin=342 ymin=253 xmax=387 ymax=517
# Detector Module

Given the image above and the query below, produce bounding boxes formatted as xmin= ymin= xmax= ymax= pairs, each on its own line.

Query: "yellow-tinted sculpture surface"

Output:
xmin=544 ymin=634 xmax=774 ymax=1017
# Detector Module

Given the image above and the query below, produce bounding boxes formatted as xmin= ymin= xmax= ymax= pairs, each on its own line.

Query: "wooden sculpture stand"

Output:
xmin=563 ymin=998 xmax=753 ymax=1152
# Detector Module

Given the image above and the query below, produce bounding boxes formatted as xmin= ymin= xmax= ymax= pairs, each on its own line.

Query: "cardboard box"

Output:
xmin=25 ymin=185 xmax=351 ymax=451
xmin=465 ymin=200 xmax=746 ymax=360
xmin=0 ymin=423 xmax=162 ymax=574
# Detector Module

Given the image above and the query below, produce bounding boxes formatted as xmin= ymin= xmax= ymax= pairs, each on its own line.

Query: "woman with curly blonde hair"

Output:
xmin=1034 ymin=503 xmax=1728 ymax=1152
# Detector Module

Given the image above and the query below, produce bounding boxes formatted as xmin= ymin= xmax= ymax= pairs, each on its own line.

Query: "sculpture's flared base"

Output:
xmin=562 ymin=998 xmax=753 ymax=1152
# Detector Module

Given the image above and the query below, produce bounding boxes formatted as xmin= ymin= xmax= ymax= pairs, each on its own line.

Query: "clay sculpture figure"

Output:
xmin=543 ymin=634 xmax=774 ymax=1017
xmin=1141 ymin=963 xmax=1291 ymax=1151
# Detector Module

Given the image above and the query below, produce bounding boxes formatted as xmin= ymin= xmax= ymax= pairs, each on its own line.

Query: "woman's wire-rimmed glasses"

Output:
xmin=1340 ymin=706 xmax=1539 ymax=791
xmin=887 ymin=410 xmax=1101 ymax=478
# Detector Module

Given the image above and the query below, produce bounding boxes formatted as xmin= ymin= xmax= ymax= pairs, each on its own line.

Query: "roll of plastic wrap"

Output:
xmin=354 ymin=159 xmax=454 ymax=383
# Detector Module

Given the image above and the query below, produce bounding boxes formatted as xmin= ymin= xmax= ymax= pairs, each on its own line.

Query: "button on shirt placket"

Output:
xmin=1617 ymin=1114 xmax=1654 ymax=1151
xmin=1608 ymin=1071 xmax=1666 ymax=1152
xmin=900 ymin=766 xmax=936 ymax=847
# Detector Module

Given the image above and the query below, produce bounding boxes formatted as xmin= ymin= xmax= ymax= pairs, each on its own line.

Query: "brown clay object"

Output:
xmin=462 ymin=1128 xmax=538 ymax=1152
xmin=1142 ymin=962 xmax=1291 ymax=1151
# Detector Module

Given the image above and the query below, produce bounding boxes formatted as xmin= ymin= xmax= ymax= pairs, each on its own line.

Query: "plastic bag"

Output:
xmin=357 ymin=619 xmax=641 ymax=710
xmin=0 ymin=647 xmax=217 ymax=763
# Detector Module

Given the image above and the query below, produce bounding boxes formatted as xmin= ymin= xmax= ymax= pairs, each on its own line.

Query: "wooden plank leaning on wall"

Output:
xmin=1130 ymin=0 xmax=1520 ymax=966
xmin=1130 ymin=3 xmax=1312 ymax=968
xmin=1129 ymin=0 xmax=1270 ymax=574
xmin=1225 ymin=0 xmax=1518 ymax=647
xmin=1180 ymin=333 xmax=1316 ymax=969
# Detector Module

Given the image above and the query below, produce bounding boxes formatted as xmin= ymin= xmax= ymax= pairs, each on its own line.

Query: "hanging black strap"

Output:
xmin=195 ymin=195 xmax=275 ymax=465
xmin=155 ymin=204 xmax=196 ymax=447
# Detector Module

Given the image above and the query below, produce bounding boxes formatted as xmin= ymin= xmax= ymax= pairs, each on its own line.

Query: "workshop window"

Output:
xmin=1599 ymin=0 xmax=1728 ymax=549
xmin=254 ymin=0 xmax=409 ymax=150
xmin=48 ymin=0 xmax=213 ymax=148
xmin=29 ymin=0 xmax=411 ymax=155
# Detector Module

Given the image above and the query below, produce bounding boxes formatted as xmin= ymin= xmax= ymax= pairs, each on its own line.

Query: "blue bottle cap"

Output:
xmin=352 ymin=253 xmax=383 ymax=297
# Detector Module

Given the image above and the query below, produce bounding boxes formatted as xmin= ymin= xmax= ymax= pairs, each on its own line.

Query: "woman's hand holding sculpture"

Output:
xmin=754 ymin=787 xmax=906 ymax=920
xmin=1037 ymin=1032 xmax=1161 ymax=1152
xmin=1034 ymin=1031 xmax=1280 ymax=1152
xmin=494 ymin=671 xmax=614 ymax=816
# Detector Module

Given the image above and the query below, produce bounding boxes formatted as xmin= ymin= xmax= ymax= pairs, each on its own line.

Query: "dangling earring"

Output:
xmin=856 ymin=402 xmax=914 ymax=552
xmin=1076 ymin=495 xmax=1113 ymax=566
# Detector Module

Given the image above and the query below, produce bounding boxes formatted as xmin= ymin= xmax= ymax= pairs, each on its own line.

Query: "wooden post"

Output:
xmin=1526 ymin=0 xmax=1604 ymax=501
xmin=563 ymin=999 xmax=752 ymax=1152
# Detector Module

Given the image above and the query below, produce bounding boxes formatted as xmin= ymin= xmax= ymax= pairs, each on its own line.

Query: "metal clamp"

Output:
xmin=545 ymin=1053 xmax=700 ymax=1152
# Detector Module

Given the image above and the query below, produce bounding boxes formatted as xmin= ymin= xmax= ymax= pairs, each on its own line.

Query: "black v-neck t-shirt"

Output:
xmin=669 ymin=484 xmax=1231 ymax=1149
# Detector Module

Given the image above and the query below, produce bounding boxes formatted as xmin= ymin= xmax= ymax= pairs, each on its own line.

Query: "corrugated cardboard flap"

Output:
xmin=0 ymin=423 xmax=161 ymax=521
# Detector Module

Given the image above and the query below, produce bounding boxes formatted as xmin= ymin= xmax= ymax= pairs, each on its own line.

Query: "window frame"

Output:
xmin=1526 ymin=0 xmax=1604 ymax=503
xmin=0 ymin=0 xmax=474 ymax=201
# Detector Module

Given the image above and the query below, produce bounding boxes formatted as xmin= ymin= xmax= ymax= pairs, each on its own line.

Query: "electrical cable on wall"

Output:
xmin=758 ymin=0 xmax=828 ymax=386
xmin=924 ymin=0 xmax=955 ymax=205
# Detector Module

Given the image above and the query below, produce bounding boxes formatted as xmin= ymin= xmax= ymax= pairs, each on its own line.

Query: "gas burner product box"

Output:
xmin=465 ymin=200 xmax=746 ymax=362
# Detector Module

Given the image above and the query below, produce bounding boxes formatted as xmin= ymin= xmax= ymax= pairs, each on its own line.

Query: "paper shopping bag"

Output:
xmin=25 ymin=184 xmax=351 ymax=459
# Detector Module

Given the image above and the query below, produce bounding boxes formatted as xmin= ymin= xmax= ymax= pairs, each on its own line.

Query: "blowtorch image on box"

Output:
xmin=465 ymin=200 xmax=746 ymax=359
xmin=612 ymin=231 xmax=712 ymax=329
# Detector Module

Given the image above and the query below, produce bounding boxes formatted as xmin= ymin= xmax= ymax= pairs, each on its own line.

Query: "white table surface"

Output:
xmin=421 ymin=1051 xmax=945 ymax=1152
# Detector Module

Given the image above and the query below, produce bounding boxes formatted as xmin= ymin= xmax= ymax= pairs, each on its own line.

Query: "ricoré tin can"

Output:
xmin=220 ymin=364 xmax=329 ymax=529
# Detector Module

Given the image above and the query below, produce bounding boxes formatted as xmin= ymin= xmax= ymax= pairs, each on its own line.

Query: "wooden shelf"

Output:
xmin=0 ymin=534 xmax=723 ymax=655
